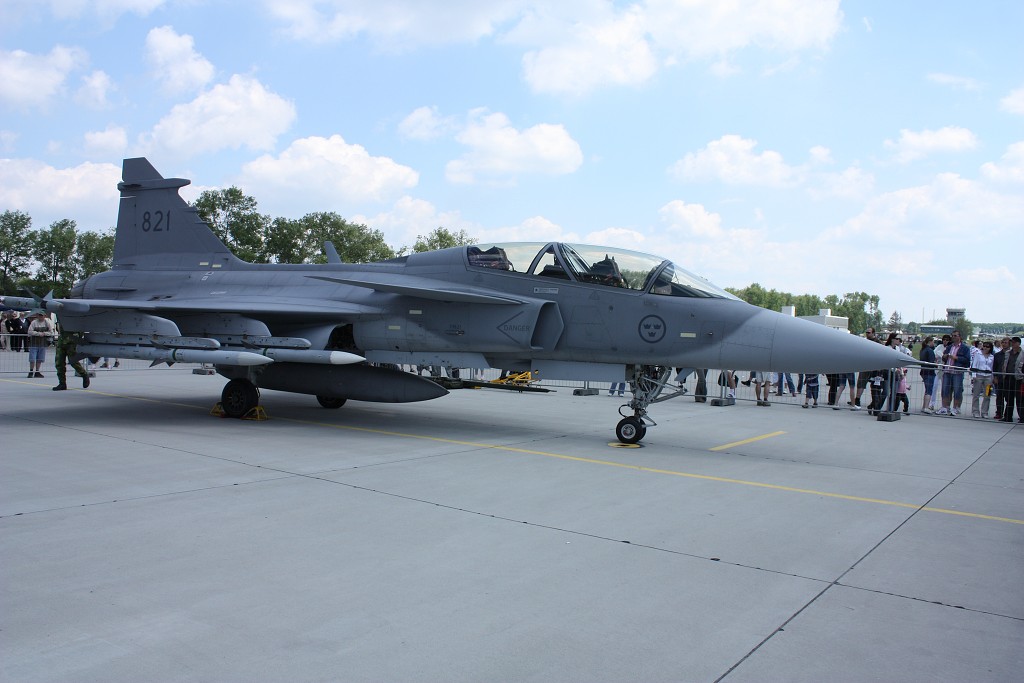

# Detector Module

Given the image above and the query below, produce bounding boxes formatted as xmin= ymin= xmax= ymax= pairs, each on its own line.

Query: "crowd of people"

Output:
xmin=642 ymin=327 xmax=1024 ymax=424
xmin=918 ymin=332 xmax=1023 ymax=423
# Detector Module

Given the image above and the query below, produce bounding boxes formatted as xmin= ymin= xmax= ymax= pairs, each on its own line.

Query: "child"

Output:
xmin=802 ymin=373 xmax=819 ymax=408
xmin=895 ymin=368 xmax=909 ymax=413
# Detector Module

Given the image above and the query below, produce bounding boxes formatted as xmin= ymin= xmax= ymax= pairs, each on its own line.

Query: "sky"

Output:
xmin=1 ymin=0 xmax=1021 ymax=324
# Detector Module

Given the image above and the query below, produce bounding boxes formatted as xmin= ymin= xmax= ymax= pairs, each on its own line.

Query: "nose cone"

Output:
xmin=767 ymin=312 xmax=913 ymax=373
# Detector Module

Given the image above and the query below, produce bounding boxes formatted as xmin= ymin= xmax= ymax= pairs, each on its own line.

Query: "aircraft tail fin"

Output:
xmin=114 ymin=157 xmax=241 ymax=268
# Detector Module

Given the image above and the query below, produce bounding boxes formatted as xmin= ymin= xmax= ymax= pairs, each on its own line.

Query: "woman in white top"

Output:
xmin=970 ymin=340 xmax=995 ymax=418
xmin=930 ymin=335 xmax=950 ymax=411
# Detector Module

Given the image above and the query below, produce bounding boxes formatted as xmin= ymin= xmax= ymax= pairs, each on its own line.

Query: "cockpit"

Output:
xmin=465 ymin=242 xmax=737 ymax=299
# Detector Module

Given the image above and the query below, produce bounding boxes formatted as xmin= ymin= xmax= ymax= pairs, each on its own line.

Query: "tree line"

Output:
xmin=0 ymin=211 xmax=114 ymax=299
xmin=1 ymin=186 xmax=475 ymax=298
xmin=725 ymin=282 xmax=889 ymax=336
xmin=722 ymin=282 xmax=996 ymax=338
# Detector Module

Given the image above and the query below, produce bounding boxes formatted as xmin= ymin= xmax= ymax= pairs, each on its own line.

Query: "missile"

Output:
xmin=0 ymin=295 xmax=90 ymax=313
xmin=76 ymin=344 xmax=273 ymax=366
xmin=245 ymin=348 xmax=365 ymax=365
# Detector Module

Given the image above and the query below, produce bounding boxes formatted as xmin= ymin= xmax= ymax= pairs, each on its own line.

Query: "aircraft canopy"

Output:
xmin=466 ymin=242 xmax=737 ymax=299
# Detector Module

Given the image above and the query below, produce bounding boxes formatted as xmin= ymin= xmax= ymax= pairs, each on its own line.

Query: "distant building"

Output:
xmin=946 ymin=308 xmax=966 ymax=323
xmin=921 ymin=323 xmax=954 ymax=337
xmin=782 ymin=306 xmax=849 ymax=332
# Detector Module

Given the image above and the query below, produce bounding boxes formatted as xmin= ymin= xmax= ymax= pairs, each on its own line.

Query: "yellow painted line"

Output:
xmin=5 ymin=378 xmax=1022 ymax=525
xmin=710 ymin=430 xmax=786 ymax=451
xmin=279 ymin=418 xmax=1024 ymax=525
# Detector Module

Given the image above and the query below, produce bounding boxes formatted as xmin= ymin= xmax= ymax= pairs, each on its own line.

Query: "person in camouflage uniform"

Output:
xmin=53 ymin=327 xmax=90 ymax=391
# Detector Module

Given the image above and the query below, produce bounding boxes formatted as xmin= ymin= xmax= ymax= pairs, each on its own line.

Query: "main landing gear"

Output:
xmin=219 ymin=378 xmax=349 ymax=418
xmin=614 ymin=365 xmax=687 ymax=444
xmin=221 ymin=378 xmax=260 ymax=418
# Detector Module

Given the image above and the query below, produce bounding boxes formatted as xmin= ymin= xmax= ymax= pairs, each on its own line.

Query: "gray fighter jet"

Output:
xmin=4 ymin=158 xmax=913 ymax=443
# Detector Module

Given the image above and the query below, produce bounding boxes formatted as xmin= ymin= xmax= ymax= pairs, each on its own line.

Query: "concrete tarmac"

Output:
xmin=2 ymin=368 xmax=1022 ymax=682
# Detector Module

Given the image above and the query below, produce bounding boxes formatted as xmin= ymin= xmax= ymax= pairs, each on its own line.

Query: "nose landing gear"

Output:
xmin=614 ymin=365 xmax=682 ymax=444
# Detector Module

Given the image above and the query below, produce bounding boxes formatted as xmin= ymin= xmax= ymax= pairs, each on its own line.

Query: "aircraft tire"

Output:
xmin=616 ymin=417 xmax=645 ymax=444
xmin=316 ymin=395 xmax=347 ymax=409
xmin=222 ymin=378 xmax=260 ymax=418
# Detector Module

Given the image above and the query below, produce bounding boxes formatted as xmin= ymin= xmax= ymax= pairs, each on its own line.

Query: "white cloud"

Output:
xmin=84 ymin=124 xmax=128 ymax=155
xmin=267 ymin=1 xmax=842 ymax=94
xmin=809 ymin=165 xmax=875 ymax=200
xmin=980 ymin=142 xmax=1024 ymax=183
xmin=1000 ymin=87 xmax=1024 ymax=115
xmin=473 ymin=215 xmax=576 ymax=245
xmin=822 ymin=173 xmax=1024 ymax=246
xmin=658 ymin=200 xmax=724 ymax=238
xmin=0 ymin=46 xmax=86 ymax=109
xmin=884 ymin=126 xmax=978 ymax=163
xmin=4 ymin=0 xmax=167 ymax=24
xmin=643 ymin=0 xmax=842 ymax=58
xmin=521 ymin=7 xmax=657 ymax=95
xmin=75 ymin=70 xmax=115 ymax=109
xmin=927 ymin=73 xmax=981 ymax=91
xmin=669 ymin=135 xmax=802 ymax=187
xmin=145 ymin=26 xmax=216 ymax=95
xmin=445 ymin=109 xmax=583 ymax=184
xmin=0 ymin=158 xmax=121 ymax=228
xmin=141 ymin=75 xmax=296 ymax=157
xmin=398 ymin=106 xmax=458 ymax=141
xmin=656 ymin=199 xmax=783 ymax=274
xmin=354 ymin=195 xmax=475 ymax=249
xmin=953 ymin=265 xmax=1018 ymax=287
xmin=264 ymin=0 xmax=527 ymax=48
xmin=240 ymin=134 xmax=419 ymax=209
xmin=809 ymin=145 xmax=833 ymax=165
xmin=45 ymin=0 xmax=167 ymax=21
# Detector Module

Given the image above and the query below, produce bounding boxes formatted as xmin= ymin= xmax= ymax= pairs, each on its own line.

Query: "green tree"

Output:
xmin=832 ymin=292 xmax=883 ymax=334
xmin=725 ymin=283 xmax=823 ymax=316
xmin=263 ymin=212 xmax=396 ymax=264
xmin=791 ymin=293 xmax=826 ymax=317
xmin=193 ymin=187 xmax=269 ymax=263
xmin=406 ymin=227 xmax=477 ymax=254
xmin=731 ymin=286 xmax=884 ymax=334
xmin=953 ymin=317 xmax=974 ymax=340
xmin=30 ymin=219 xmax=78 ymax=296
xmin=887 ymin=310 xmax=903 ymax=332
xmin=0 ymin=209 xmax=33 ymax=295
xmin=304 ymin=212 xmax=395 ymax=263
xmin=74 ymin=229 xmax=115 ymax=280
xmin=265 ymin=217 xmax=313 ymax=264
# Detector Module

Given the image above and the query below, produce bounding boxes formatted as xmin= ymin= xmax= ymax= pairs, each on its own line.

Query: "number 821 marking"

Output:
xmin=141 ymin=210 xmax=170 ymax=232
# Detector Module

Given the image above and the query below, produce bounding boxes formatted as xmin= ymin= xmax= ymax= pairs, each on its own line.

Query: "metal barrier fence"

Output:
xmin=2 ymin=338 xmax=1019 ymax=422
xmin=451 ymin=366 xmax=1022 ymax=422
xmin=1 ymin=346 xmax=152 ymax=376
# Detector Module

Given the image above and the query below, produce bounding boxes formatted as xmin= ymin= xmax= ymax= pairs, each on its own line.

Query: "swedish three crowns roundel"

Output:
xmin=638 ymin=315 xmax=666 ymax=343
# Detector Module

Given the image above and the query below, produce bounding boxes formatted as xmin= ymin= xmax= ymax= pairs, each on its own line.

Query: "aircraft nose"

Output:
xmin=767 ymin=312 xmax=914 ymax=373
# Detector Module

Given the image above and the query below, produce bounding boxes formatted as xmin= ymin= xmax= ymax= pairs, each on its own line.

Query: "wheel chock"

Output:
xmin=210 ymin=403 xmax=267 ymax=420
xmin=243 ymin=406 xmax=269 ymax=421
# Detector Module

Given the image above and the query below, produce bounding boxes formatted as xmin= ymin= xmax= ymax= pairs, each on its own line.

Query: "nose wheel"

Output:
xmin=615 ymin=416 xmax=646 ymax=444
